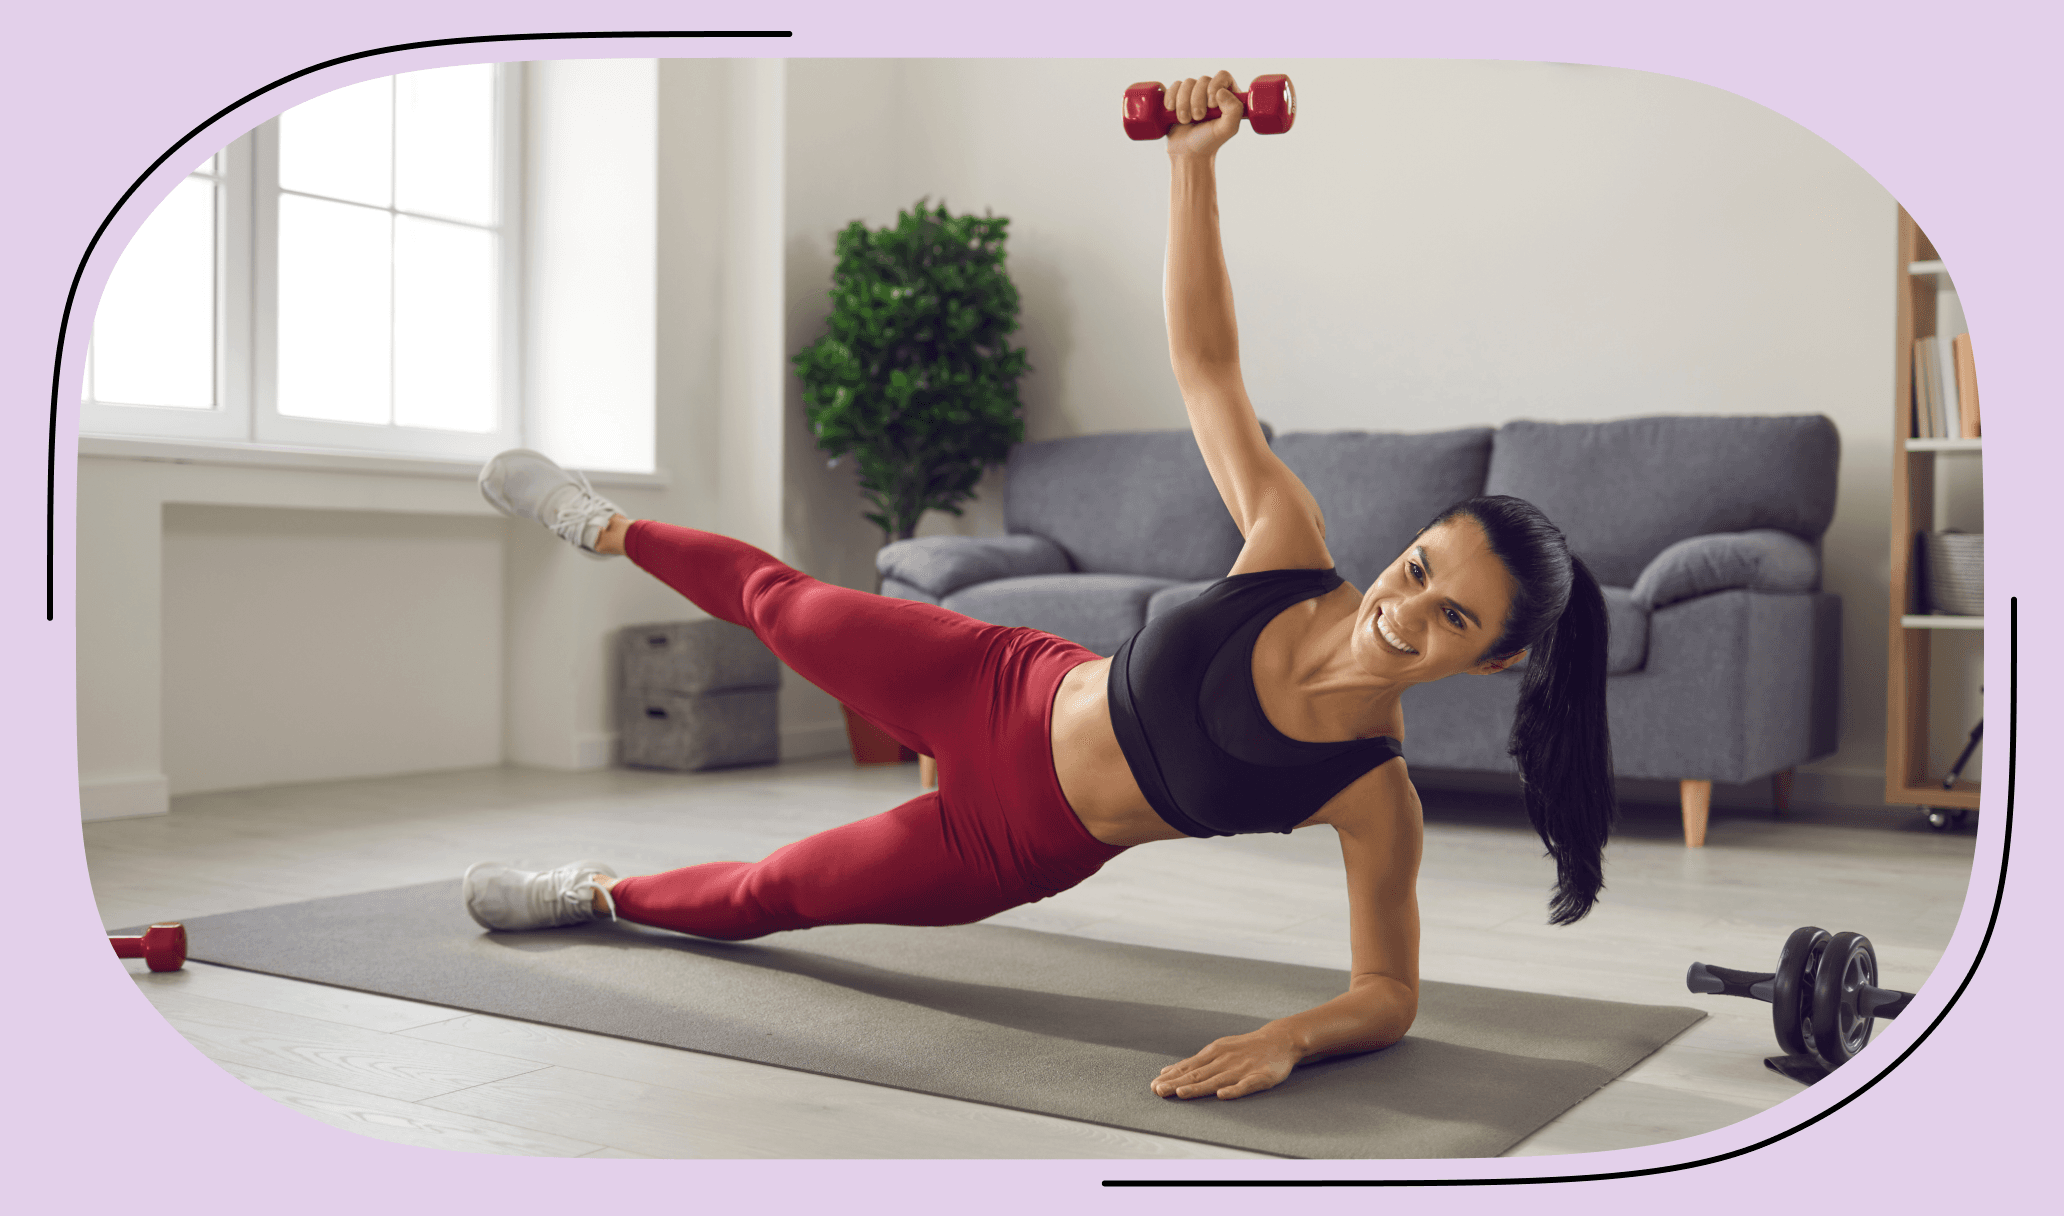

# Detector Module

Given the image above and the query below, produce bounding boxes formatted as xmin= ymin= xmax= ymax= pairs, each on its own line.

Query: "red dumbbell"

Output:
xmin=1122 ymin=75 xmax=1297 ymax=141
xmin=111 ymin=922 xmax=187 ymax=972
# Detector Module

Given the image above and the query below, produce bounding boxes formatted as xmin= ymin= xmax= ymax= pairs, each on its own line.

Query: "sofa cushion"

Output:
xmin=1631 ymin=530 xmax=1820 ymax=610
xmin=1484 ymin=415 xmax=1840 ymax=587
xmin=1272 ymin=428 xmax=1495 ymax=590
xmin=1004 ymin=431 xmax=1246 ymax=581
xmin=879 ymin=577 xmax=938 ymax=604
xmin=875 ymin=534 xmax=1072 ymax=599
xmin=1146 ymin=579 xmax=1221 ymax=621
xmin=942 ymin=573 xmax=1177 ymax=656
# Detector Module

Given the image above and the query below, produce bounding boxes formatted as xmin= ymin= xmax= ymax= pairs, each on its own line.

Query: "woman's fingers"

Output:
xmin=1151 ymin=1052 xmax=1220 ymax=1096
xmin=1164 ymin=1066 xmax=1242 ymax=1098
xmin=1214 ymin=1070 xmax=1278 ymax=1100
xmin=1212 ymin=69 xmax=1243 ymax=121
xmin=1151 ymin=1031 xmax=1296 ymax=1100
xmin=1152 ymin=1051 xmax=1253 ymax=1099
xmin=1169 ymin=73 xmax=1243 ymax=125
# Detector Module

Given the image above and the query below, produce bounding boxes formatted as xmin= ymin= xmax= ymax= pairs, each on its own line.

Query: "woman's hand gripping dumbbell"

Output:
xmin=1122 ymin=73 xmax=1296 ymax=141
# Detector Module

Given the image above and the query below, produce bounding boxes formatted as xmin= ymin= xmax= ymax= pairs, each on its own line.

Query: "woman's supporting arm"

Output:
xmin=1151 ymin=769 xmax=1422 ymax=1100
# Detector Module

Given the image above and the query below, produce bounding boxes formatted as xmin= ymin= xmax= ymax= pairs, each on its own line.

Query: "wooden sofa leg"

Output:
xmin=1680 ymin=779 xmax=1711 ymax=848
xmin=1771 ymin=769 xmax=1793 ymax=814
xmin=919 ymin=754 xmax=938 ymax=790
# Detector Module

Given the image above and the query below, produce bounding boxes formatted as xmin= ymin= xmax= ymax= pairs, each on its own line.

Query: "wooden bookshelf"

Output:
xmin=1885 ymin=207 xmax=1981 ymax=816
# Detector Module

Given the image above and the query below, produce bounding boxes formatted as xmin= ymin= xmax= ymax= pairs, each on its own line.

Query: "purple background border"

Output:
xmin=6 ymin=0 xmax=2055 ymax=1206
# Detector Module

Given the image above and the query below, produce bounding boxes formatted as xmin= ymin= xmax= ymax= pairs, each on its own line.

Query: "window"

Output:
xmin=84 ymin=153 xmax=224 ymax=413
xmin=83 ymin=63 xmax=521 ymax=462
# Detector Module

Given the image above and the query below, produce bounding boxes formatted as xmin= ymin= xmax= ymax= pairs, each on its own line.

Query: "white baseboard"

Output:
xmin=781 ymin=720 xmax=850 ymax=761
xmin=80 ymin=773 xmax=170 ymax=821
xmin=573 ymin=732 xmax=617 ymax=771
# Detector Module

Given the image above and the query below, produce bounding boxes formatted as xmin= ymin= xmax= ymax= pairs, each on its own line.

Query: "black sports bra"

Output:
xmin=1106 ymin=568 xmax=1404 ymax=838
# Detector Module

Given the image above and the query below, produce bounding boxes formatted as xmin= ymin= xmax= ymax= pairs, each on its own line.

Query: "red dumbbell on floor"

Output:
xmin=1121 ymin=75 xmax=1297 ymax=141
xmin=111 ymin=922 xmax=187 ymax=972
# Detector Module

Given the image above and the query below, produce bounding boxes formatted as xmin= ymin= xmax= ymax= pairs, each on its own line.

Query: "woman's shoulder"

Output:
xmin=1294 ymin=752 xmax=1419 ymax=837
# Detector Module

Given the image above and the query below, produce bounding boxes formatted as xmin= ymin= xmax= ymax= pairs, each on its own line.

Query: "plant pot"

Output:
xmin=841 ymin=704 xmax=916 ymax=765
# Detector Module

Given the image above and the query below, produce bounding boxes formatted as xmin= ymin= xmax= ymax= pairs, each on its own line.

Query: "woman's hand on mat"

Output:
xmin=1151 ymin=1028 xmax=1299 ymax=1100
xmin=1163 ymin=70 xmax=1244 ymax=160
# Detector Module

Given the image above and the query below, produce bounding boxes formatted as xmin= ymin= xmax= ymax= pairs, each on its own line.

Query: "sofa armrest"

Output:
xmin=1630 ymin=530 xmax=1819 ymax=611
xmin=875 ymin=535 xmax=1072 ymax=599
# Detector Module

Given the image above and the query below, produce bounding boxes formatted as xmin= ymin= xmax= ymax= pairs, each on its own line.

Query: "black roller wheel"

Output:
xmin=1770 ymin=926 xmax=1828 ymax=1058
xmin=1807 ymin=931 xmax=1878 ymax=1069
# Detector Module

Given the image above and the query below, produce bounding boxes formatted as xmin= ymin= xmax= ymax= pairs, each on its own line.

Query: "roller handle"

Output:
xmin=1686 ymin=962 xmax=1776 ymax=1003
xmin=1857 ymin=984 xmax=1915 ymax=1021
xmin=1122 ymin=75 xmax=1297 ymax=141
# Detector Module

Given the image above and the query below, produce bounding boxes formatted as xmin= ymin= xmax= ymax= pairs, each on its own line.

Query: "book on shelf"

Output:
xmin=1910 ymin=338 xmax=1926 ymax=437
xmin=1936 ymin=334 xmax=1960 ymax=439
xmin=1910 ymin=335 xmax=1972 ymax=439
xmin=1911 ymin=337 xmax=1941 ymax=437
xmin=1953 ymin=331 xmax=1981 ymax=438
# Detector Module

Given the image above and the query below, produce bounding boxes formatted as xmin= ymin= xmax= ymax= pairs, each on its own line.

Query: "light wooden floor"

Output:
xmin=86 ymin=759 xmax=1978 ymax=1160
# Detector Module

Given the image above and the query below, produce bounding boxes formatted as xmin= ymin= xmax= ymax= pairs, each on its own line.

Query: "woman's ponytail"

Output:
xmin=1509 ymin=554 xmax=1616 ymax=925
xmin=1423 ymin=497 xmax=1619 ymax=925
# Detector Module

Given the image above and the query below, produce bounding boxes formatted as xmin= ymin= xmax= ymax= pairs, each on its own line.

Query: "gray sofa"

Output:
xmin=877 ymin=416 xmax=1842 ymax=845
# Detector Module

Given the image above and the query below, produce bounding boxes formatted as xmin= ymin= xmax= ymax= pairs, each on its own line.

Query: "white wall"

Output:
xmin=162 ymin=505 xmax=505 ymax=794
xmin=526 ymin=59 xmax=658 ymax=475
xmin=75 ymin=456 xmax=517 ymax=816
xmin=780 ymin=59 xmax=1922 ymax=809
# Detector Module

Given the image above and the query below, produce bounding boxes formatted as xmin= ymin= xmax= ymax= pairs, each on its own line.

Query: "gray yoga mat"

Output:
xmin=142 ymin=882 xmax=1704 ymax=1159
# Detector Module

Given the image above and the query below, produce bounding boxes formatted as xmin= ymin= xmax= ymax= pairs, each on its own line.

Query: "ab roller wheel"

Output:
xmin=1686 ymin=926 xmax=1914 ymax=1085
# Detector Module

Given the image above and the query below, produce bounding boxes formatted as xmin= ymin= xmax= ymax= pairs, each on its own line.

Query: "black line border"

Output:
xmin=1107 ymin=595 xmax=2016 ymax=1186
xmin=43 ymin=29 xmax=790 ymax=622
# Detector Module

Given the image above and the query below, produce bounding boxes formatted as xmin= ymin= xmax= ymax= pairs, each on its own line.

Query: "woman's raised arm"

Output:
xmin=1163 ymin=71 xmax=1329 ymax=572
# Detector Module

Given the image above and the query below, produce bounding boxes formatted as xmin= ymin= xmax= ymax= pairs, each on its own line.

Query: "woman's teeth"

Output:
xmin=1376 ymin=610 xmax=1417 ymax=655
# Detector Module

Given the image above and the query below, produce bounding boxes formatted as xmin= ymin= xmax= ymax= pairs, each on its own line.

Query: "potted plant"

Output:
xmin=793 ymin=199 xmax=1031 ymax=765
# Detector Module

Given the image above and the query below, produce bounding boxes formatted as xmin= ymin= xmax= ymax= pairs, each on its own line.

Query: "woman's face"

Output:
xmin=1349 ymin=516 xmax=1522 ymax=685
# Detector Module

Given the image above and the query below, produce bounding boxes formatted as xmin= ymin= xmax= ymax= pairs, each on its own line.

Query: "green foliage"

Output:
xmin=792 ymin=199 xmax=1030 ymax=542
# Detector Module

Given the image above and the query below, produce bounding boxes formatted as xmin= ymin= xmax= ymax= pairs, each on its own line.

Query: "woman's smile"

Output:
xmin=1374 ymin=606 xmax=1418 ymax=655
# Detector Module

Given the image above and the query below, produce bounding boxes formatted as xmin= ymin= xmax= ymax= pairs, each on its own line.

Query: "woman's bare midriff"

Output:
xmin=1046 ymin=588 xmax=1408 ymax=848
xmin=1048 ymin=657 xmax=1193 ymax=847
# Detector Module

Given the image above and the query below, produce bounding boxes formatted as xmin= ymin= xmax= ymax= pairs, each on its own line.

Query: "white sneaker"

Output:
xmin=478 ymin=449 xmax=624 ymax=555
xmin=463 ymin=860 xmax=619 ymax=931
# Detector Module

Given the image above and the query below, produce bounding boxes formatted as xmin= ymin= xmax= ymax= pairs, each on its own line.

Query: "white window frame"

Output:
xmin=80 ymin=143 xmax=254 ymax=443
xmin=82 ymin=62 xmax=525 ymax=463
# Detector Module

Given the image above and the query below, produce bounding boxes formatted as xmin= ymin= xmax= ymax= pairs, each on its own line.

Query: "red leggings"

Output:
xmin=609 ymin=522 xmax=1127 ymax=940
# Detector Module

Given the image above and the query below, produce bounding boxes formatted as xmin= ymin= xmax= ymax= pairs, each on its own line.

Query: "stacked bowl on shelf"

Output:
xmin=1922 ymin=531 xmax=1984 ymax=616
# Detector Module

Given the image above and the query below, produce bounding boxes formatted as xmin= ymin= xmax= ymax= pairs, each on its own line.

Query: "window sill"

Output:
xmin=77 ymin=435 xmax=671 ymax=489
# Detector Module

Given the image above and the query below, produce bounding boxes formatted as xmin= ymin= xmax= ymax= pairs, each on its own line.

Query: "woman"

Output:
xmin=463 ymin=71 xmax=1616 ymax=1103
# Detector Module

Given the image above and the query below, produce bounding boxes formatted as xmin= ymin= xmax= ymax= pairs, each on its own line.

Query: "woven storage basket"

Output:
xmin=1923 ymin=531 xmax=1984 ymax=616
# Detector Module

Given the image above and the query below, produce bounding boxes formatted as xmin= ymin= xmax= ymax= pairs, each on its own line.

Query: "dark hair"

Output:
xmin=1423 ymin=495 xmax=1617 ymax=925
